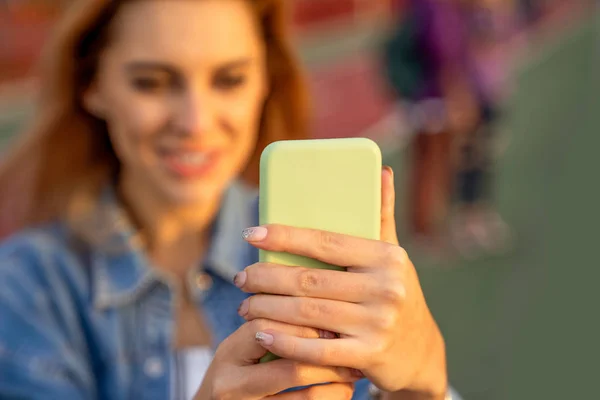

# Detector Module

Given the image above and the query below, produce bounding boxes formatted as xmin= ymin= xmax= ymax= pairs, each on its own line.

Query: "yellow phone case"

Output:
xmin=258 ymin=137 xmax=382 ymax=362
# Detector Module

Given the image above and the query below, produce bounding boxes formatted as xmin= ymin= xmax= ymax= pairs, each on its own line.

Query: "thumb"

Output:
xmin=381 ymin=166 xmax=399 ymax=245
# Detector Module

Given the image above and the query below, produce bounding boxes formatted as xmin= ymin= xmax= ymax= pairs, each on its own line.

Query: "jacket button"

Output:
xmin=195 ymin=272 xmax=213 ymax=291
xmin=144 ymin=357 xmax=164 ymax=378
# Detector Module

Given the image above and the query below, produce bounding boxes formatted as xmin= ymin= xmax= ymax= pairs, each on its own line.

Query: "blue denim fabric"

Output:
xmin=0 ymin=182 xmax=376 ymax=399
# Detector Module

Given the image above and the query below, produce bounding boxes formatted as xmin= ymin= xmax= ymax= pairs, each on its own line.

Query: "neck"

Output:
xmin=118 ymin=178 xmax=224 ymax=276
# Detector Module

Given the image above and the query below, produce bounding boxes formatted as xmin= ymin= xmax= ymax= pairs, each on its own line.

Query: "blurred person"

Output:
xmin=382 ymin=0 xmax=482 ymax=255
xmin=0 ymin=1 xmax=458 ymax=399
xmin=449 ymin=0 xmax=515 ymax=258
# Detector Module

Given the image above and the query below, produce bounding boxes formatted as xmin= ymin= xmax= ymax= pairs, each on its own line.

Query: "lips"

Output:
xmin=161 ymin=149 xmax=220 ymax=179
xmin=171 ymin=152 xmax=207 ymax=165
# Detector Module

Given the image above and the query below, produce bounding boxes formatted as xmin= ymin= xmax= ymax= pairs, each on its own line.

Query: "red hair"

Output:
xmin=0 ymin=0 xmax=310 ymax=238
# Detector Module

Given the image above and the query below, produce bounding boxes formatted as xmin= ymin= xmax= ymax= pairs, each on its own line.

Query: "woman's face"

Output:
xmin=85 ymin=0 xmax=268 ymax=205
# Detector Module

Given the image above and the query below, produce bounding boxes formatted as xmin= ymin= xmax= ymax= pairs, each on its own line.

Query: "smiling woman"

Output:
xmin=80 ymin=0 xmax=272 ymax=211
xmin=0 ymin=1 xmax=451 ymax=400
xmin=0 ymin=0 xmax=308 ymax=233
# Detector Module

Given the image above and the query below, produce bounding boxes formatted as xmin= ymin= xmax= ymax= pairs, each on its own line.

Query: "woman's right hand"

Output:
xmin=195 ymin=318 xmax=362 ymax=400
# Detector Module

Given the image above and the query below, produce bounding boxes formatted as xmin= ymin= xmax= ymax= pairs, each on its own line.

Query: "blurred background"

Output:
xmin=1 ymin=0 xmax=598 ymax=398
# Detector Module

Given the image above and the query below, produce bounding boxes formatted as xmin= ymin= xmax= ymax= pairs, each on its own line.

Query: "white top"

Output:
xmin=171 ymin=347 xmax=214 ymax=400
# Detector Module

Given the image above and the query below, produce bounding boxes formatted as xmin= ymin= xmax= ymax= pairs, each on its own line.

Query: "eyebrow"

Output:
xmin=125 ymin=62 xmax=177 ymax=75
xmin=125 ymin=58 xmax=254 ymax=74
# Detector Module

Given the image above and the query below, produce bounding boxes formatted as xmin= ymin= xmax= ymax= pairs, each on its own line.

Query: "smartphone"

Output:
xmin=258 ymin=137 xmax=382 ymax=362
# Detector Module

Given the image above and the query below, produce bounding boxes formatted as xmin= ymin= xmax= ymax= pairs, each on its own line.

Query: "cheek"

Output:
xmin=106 ymin=95 xmax=170 ymax=162
xmin=222 ymin=91 xmax=265 ymax=148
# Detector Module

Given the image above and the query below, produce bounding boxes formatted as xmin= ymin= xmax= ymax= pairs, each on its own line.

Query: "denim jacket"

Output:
xmin=0 ymin=182 xmax=459 ymax=400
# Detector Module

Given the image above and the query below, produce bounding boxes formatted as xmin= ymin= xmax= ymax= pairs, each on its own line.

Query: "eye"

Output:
xmin=130 ymin=75 xmax=173 ymax=94
xmin=214 ymin=72 xmax=247 ymax=91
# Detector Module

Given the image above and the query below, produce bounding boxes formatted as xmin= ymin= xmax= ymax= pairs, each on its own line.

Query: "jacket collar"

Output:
xmin=90 ymin=181 xmax=259 ymax=310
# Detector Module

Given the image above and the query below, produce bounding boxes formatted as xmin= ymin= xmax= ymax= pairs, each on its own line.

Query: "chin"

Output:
xmin=144 ymin=155 xmax=242 ymax=206
xmin=161 ymin=177 xmax=229 ymax=206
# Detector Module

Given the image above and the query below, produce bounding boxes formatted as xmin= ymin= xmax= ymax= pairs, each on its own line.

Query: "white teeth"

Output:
xmin=175 ymin=153 xmax=207 ymax=165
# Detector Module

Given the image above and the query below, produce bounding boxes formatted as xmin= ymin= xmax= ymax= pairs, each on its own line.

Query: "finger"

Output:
xmin=256 ymin=331 xmax=365 ymax=370
xmin=223 ymin=319 xmax=327 ymax=364
xmin=265 ymin=382 xmax=355 ymax=399
xmin=242 ymin=224 xmax=407 ymax=271
xmin=381 ymin=166 xmax=399 ymax=245
xmin=243 ymin=360 xmax=360 ymax=398
xmin=240 ymin=295 xmax=368 ymax=335
xmin=237 ymin=263 xmax=380 ymax=303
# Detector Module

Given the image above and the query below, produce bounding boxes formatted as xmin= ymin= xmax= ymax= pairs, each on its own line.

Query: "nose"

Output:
xmin=174 ymin=88 xmax=214 ymax=137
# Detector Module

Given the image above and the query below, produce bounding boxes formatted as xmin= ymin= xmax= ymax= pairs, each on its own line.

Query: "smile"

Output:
xmin=161 ymin=149 xmax=220 ymax=179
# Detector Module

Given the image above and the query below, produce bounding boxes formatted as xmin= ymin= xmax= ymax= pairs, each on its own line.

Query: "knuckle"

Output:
xmin=298 ymin=298 xmax=323 ymax=320
xmin=297 ymin=269 xmax=320 ymax=295
xmin=378 ymin=281 xmax=406 ymax=304
xmin=384 ymin=245 xmax=409 ymax=266
xmin=372 ymin=309 xmax=398 ymax=332
xmin=318 ymin=230 xmax=343 ymax=251
xmin=370 ymin=340 xmax=390 ymax=362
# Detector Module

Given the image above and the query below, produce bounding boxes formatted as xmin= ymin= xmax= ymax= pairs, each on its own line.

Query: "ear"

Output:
xmin=82 ymin=83 xmax=106 ymax=118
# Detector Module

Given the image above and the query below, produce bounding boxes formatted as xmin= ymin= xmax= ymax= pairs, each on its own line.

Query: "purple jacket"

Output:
xmin=409 ymin=0 xmax=483 ymax=101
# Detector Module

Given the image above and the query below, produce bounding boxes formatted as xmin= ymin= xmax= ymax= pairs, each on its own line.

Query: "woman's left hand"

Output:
xmin=234 ymin=167 xmax=447 ymax=397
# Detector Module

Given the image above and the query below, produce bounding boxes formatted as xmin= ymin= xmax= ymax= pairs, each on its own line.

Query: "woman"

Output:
xmin=0 ymin=1 xmax=453 ymax=399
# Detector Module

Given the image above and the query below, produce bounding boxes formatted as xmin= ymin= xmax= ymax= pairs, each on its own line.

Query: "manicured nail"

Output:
xmin=242 ymin=226 xmax=268 ymax=241
xmin=233 ymin=271 xmax=247 ymax=288
xmin=255 ymin=331 xmax=274 ymax=346
xmin=238 ymin=299 xmax=249 ymax=316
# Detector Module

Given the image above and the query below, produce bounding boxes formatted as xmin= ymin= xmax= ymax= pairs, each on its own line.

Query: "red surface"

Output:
xmin=0 ymin=5 xmax=58 ymax=84
xmin=291 ymin=0 xmax=356 ymax=30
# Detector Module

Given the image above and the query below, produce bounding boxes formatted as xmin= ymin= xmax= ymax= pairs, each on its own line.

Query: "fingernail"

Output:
xmin=383 ymin=165 xmax=394 ymax=178
xmin=238 ymin=299 xmax=249 ymax=316
xmin=233 ymin=271 xmax=247 ymax=288
xmin=351 ymin=369 xmax=365 ymax=378
xmin=255 ymin=331 xmax=274 ymax=346
xmin=242 ymin=226 xmax=268 ymax=241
